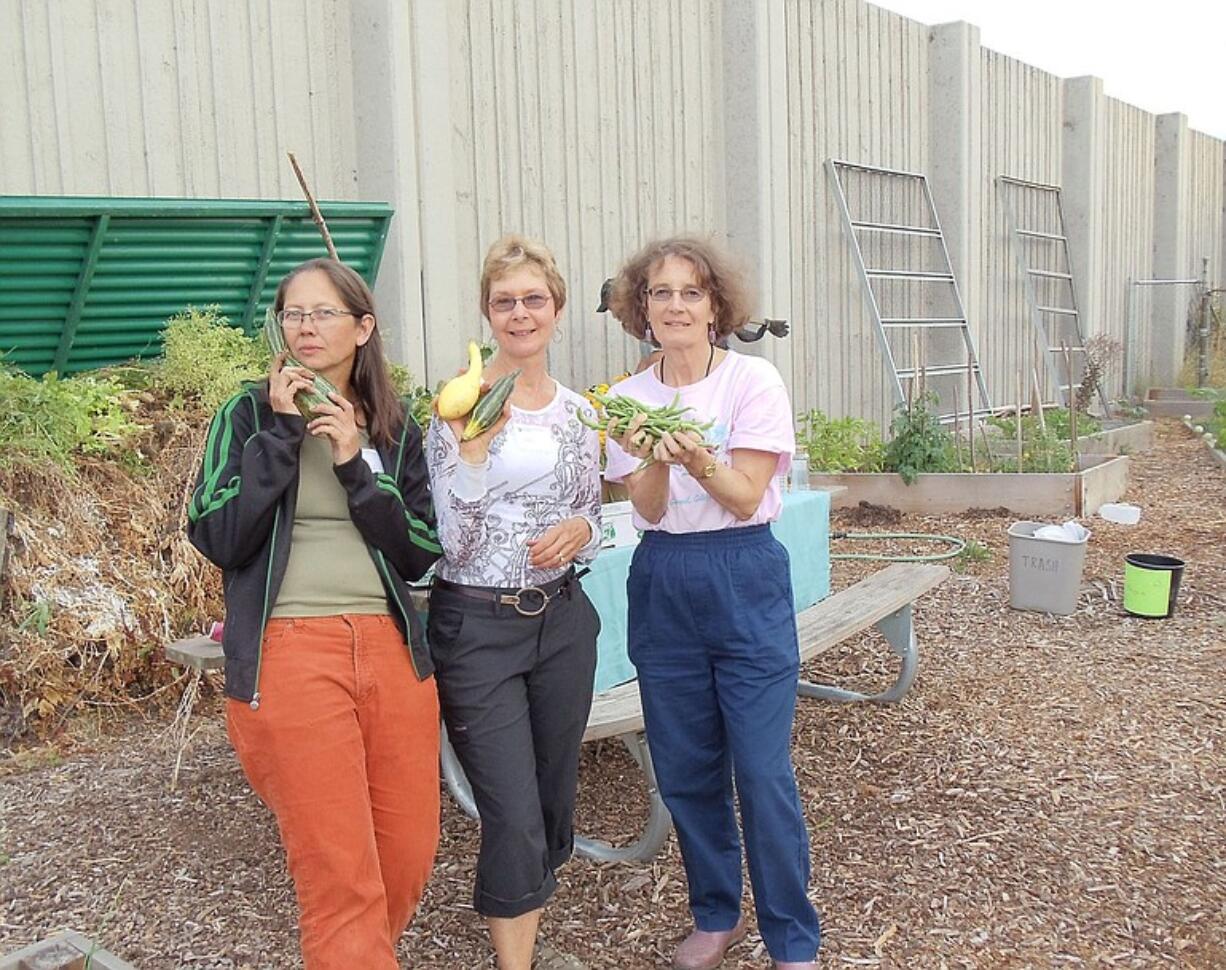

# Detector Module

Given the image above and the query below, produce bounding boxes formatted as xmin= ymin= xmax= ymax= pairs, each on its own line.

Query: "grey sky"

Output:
xmin=872 ymin=0 xmax=1226 ymax=139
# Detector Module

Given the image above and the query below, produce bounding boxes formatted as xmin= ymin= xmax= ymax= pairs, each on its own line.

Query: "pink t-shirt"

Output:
xmin=604 ymin=350 xmax=794 ymax=533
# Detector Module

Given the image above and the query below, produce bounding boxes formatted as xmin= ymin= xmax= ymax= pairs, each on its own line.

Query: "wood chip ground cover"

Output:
xmin=1 ymin=423 xmax=1223 ymax=968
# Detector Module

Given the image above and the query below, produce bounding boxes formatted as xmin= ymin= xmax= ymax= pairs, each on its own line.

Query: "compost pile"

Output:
xmin=0 ymin=393 xmax=223 ymax=742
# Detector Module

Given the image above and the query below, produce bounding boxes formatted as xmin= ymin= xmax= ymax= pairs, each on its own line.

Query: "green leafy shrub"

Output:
xmin=0 ymin=366 xmax=143 ymax=471
xmin=989 ymin=407 xmax=1101 ymax=441
xmin=988 ymin=424 xmax=1074 ymax=473
xmin=158 ymin=306 xmax=267 ymax=410
xmin=884 ymin=393 xmax=957 ymax=484
xmin=795 ymin=409 xmax=884 ymax=472
xmin=1206 ymin=399 xmax=1226 ymax=441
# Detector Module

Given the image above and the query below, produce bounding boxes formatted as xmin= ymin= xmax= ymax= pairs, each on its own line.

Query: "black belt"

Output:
xmin=432 ymin=567 xmax=588 ymax=617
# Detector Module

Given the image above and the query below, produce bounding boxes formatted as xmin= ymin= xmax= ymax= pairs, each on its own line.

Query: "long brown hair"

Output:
xmin=608 ymin=236 xmax=753 ymax=343
xmin=273 ymin=258 xmax=405 ymax=448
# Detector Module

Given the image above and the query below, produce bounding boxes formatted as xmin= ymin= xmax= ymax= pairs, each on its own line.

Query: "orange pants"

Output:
xmin=227 ymin=614 xmax=440 ymax=970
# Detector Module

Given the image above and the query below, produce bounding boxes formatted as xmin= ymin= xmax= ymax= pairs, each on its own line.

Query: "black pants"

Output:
xmin=427 ymin=575 xmax=599 ymax=918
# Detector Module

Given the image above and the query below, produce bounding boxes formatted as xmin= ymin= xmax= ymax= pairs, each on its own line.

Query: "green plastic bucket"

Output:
xmin=1122 ymin=553 xmax=1185 ymax=618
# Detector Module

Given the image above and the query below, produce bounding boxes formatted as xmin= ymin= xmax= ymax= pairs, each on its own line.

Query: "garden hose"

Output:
xmin=830 ymin=531 xmax=967 ymax=562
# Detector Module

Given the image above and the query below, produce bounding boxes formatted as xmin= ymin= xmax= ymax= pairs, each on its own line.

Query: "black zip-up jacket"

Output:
xmin=186 ymin=384 xmax=441 ymax=706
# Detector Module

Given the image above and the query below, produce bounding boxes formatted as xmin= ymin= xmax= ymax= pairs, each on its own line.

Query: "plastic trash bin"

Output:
xmin=1007 ymin=520 xmax=1090 ymax=616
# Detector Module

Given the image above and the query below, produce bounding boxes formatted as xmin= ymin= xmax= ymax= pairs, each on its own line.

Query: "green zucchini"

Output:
xmin=461 ymin=369 xmax=520 ymax=440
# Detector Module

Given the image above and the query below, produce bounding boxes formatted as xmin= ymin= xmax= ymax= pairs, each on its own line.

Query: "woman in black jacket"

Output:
xmin=187 ymin=258 xmax=441 ymax=970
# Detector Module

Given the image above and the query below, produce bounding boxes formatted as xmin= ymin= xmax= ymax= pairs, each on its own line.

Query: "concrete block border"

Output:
xmin=1181 ymin=417 xmax=1226 ymax=470
xmin=0 ymin=930 xmax=137 ymax=970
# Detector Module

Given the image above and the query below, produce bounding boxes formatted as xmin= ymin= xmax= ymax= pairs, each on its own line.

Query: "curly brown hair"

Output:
xmin=607 ymin=236 xmax=753 ymax=344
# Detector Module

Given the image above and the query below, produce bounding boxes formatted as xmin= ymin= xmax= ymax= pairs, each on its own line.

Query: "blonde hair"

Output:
xmin=479 ymin=235 xmax=567 ymax=317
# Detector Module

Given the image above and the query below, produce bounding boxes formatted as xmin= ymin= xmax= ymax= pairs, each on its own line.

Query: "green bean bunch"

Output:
xmin=579 ymin=391 xmax=714 ymax=469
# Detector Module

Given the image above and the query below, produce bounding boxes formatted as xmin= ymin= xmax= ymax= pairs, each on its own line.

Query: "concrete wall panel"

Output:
xmin=0 ymin=0 xmax=359 ymax=199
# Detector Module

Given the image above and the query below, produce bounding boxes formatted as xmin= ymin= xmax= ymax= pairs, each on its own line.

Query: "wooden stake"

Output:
xmin=1062 ymin=341 xmax=1078 ymax=470
xmin=966 ymin=351 xmax=977 ymax=472
xmin=0 ymin=507 xmax=11 ymax=613
xmin=908 ymin=331 xmax=919 ymax=411
xmin=952 ymin=384 xmax=964 ymax=470
xmin=1031 ymin=368 xmax=1046 ymax=432
xmin=1017 ymin=365 xmax=1025 ymax=473
xmin=288 ymin=152 xmax=340 ymax=261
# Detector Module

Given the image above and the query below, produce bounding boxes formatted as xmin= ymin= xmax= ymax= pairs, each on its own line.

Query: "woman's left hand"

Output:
xmin=654 ymin=429 xmax=711 ymax=476
xmin=527 ymin=517 xmax=591 ymax=570
xmin=309 ymin=392 xmax=362 ymax=465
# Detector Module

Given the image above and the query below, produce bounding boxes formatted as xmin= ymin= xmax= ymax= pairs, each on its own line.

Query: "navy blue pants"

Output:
xmin=628 ymin=525 xmax=821 ymax=962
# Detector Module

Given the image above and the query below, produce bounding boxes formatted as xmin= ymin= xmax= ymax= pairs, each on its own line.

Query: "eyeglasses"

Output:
xmin=646 ymin=286 xmax=707 ymax=304
xmin=276 ymin=307 xmax=355 ymax=328
xmin=488 ymin=293 xmax=552 ymax=313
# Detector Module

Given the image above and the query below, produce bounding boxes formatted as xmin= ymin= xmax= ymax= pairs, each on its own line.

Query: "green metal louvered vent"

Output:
xmin=0 ymin=197 xmax=393 ymax=376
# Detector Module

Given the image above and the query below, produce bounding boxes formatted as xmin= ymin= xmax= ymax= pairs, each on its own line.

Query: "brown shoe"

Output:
xmin=672 ymin=917 xmax=748 ymax=970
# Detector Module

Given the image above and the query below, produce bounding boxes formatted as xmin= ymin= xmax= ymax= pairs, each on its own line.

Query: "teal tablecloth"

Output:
xmin=584 ymin=489 xmax=831 ymax=692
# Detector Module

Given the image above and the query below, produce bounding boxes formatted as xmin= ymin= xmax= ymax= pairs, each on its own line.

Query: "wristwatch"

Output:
xmin=699 ymin=458 xmax=718 ymax=479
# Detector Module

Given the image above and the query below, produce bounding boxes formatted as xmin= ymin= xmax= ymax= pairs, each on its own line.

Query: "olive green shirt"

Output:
xmin=272 ymin=432 xmax=388 ymax=618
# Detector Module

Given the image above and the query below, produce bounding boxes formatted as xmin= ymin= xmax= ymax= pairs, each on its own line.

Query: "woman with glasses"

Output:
xmin=425 ymin=234 xmax=603 ymax=970
xmin=187 ymin=257 xmax=442 ymax=969
xmin=604 ymin=237 xmax=821 ymax=970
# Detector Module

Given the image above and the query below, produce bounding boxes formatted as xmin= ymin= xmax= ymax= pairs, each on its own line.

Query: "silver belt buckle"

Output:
xmin=501 ymin=586 xmax=550 ymax=617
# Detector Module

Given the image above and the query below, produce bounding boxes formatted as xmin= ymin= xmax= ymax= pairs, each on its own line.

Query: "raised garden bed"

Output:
xmin=1074 ymin=418 xmax=1154 ymax=455
xmin=809 ymin=454 xmax=1128 ymax=517
xmin=983 ymin=419 xmax=1154 ymax=459
xmin=0 ymin=931 xmax=135 ymax=970
xmin=1143 ymin=387 xmax=1216 ymax=419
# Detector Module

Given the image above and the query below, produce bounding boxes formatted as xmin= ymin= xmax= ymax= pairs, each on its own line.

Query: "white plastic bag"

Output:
xmin=1032 ymin=520 xmax=1091 ymax=543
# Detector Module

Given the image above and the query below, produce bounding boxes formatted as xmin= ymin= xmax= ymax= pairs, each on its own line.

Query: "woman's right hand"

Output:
xmin=442 ymin=380 xmax=512 ymax=463
xmin=269 ymin=352 xmax=316 ymax=416
xmin=608 ymin=412 xmax=654 ymax=463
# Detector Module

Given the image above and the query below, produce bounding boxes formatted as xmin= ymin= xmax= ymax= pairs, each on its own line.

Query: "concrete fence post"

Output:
xmin=1062 ymin=75 xmax=1104 ymax=348
xmin=1152 ymin=112 xmax=1192 ymax=386
xmin=926 ymin=21 xmax=983 ymax=395
xmin=350 ymin=0 xmax=427 ymax=377
xmin=721 ymin=0 xmax=793 ymax=384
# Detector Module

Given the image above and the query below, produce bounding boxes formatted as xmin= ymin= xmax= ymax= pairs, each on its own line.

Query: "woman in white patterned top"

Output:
xmin=425 ymin=235 xmax=602 ymax=970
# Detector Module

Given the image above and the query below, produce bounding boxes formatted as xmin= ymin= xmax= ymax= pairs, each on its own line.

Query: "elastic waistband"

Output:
xmin=639 ymin=523 xmax=773 ymax=550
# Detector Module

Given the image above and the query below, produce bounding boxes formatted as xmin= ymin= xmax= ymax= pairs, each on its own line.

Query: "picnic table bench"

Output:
xmin=166 ymin=561 xmax=948 ymax=862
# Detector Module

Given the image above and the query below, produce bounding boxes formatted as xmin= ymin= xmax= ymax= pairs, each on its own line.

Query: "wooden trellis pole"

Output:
xmin=287 ymin=152 xmax=340 ymax=261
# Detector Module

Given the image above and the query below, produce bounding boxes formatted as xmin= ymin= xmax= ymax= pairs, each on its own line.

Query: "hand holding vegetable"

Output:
xmin=608 ymin=412 xmax=654 ymax=461
xmin=308 ymin=391 xmax=363 ymax=465
xmin=581 ymin=391 xmax=713 ymax=471
xmin=264 ymin=309 xmax=343 ymax=419
xmin=445 ymin=378 xmax=512 ymax=463
xmin=268 ymin=352 xmax=317 ymax=417
xmin=653 ymin=428 xmax=712 ymax=475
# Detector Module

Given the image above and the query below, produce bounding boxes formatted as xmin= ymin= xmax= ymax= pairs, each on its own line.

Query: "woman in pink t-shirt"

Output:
xmin=603 ymin=237 xmax=821 ymax=970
